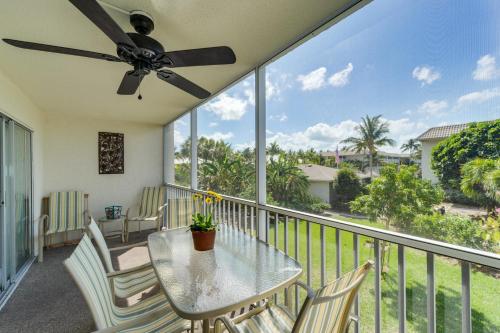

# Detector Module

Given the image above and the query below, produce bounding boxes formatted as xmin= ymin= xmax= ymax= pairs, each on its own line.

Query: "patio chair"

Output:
xmin=87 ymin=219 xmax=158 ymax=300
xmin=38 ymin=191 xmax=89 ymax=263
xmin=214 ymin=261 xmax=373 ymax=333
xmin=167 ymin=197 xmax=203 ymax=229
xmin=124 ymin=186 xmax=166 ymax=242
xmin=64 ymin=234 xmax=190 ymax=333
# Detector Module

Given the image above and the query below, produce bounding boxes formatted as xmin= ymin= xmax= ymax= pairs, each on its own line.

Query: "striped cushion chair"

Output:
xmin=167 ymin=197 xmax=203 ymax=229
xmin=38 ymin=191 xmax=89 ymax=263
xmin=64 ymin=234 xmax=190 ymax=333
xmin=214 ymin=261 xmax=373 ymax=333
xmin=87 ymin=219 xmax=158 ymax=300
xmin=125 ymin=187 xmax=166 ymax=242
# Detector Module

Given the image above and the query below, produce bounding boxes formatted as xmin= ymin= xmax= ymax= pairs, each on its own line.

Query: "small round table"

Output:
xmin=97 ymin=216 xmax=125 ymax=243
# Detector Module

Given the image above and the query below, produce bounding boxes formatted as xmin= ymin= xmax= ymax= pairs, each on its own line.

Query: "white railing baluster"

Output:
xmin=461 ymin=261 xmax=471 ymax=333
xmin=427 ymin=253 xmax=436 ymax=333
xmin=250 ymin=206 xmax=255 ymax=236
xmin=320 ymin=225 xmax=326 ymax=286
xmin=294 ymin=218 xmax=300 ymax=316
xmin=244 ymin=205 xmax=248 ymax=234
xmin=284 ymin=216 xmax=289 ymax=255
xmin=238 ymin=203 xmax=242 ymax=230
xmin=266 ymin=212 xmax=270 ymax=244
xmin=374 ymin=239 xmax=381 ymax=333
xmin=274 ymin=213 xmax=279 ymax=248
xmin=353 ymin=233 xmax=360 ymax=333
xmin=336 ymin=228 xmax=342 ymax=278
xmin=306 ymin=222 xmax=312 ymax=287
xmin=398 ymin=245 xmax=406 ymax=333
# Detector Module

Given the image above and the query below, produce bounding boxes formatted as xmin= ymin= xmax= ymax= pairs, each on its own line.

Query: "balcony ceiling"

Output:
xmin=0 ymin=0 xmax=357 ymax=124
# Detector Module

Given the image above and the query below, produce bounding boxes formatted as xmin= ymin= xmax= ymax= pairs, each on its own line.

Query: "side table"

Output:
xmin=97 ymin=216 xmax=125 ymax=243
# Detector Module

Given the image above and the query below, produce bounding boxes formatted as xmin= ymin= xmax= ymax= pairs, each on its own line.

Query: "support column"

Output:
xmin=255 ymin=66 xmax=266 ymax=240
xmin=190 ymin=109 xmax=198 ymax=189
xmin=163 ymin=123 xmax=175 ymax=184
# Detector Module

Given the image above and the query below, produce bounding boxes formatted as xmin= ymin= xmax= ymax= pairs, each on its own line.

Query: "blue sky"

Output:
xmin=176 ymin=0 xmax=500 ymax=153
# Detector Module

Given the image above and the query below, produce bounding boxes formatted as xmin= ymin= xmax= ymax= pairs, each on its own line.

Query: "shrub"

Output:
xmin=331 ymin=167 xmax=363 ymax=211
xmin=431 ymin=120 xmax=500 ymax=192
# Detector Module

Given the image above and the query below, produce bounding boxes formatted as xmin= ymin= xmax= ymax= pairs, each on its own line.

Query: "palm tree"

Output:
xmin=267 ymin=154 xmax=309 ymax=205
xmin=341 ymin=115 xmax=395 ymax=178
xmin=460 ymin=158 xmax=499 ymax=212
xmin=400 ymin=138 xmax=421 ymax=163
xmin=267 ymin=142 xmax=282 ymax=157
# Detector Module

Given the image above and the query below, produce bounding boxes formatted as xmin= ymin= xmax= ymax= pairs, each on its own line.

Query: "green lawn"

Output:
xmin=268 ymin=219 xmax=500 ymax=333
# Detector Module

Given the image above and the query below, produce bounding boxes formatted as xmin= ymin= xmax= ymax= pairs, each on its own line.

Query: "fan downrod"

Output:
xmin=130 ymin=10 xmax=154 ymax=35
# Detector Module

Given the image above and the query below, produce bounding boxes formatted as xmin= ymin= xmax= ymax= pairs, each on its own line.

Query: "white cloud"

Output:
xmin=297 ymin=67 xmax=327 ymax=91
xmin=208 ymin=122 xmax=218 ymax=127
xmin=269 ymin=113 xmax=288 ymax=122
xmin=267 ymin=120 xmax=358 ymax=151
xmin=473 ymin=54 xmax=500 ymax=81
xmin=412 ymin=66 xmax=441 ymax=86
xmin=201 ymin=132 xmax=234 ymax=141
xmin=204 ymin=93 xmax=248 ymax=120
xmin=417 ymin=100 xmax=448 ymax=116
xmin=234 ymin=141 xmax=255 ymax=151
xmin=328 ymin=63 xmax=354 ymax=87
xmin=457 ymin=87 xmax=500 ymax=105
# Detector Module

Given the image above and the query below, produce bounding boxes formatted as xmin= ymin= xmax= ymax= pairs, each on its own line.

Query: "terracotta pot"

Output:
xmin=191 ymin=230 xmax=216 ymax=251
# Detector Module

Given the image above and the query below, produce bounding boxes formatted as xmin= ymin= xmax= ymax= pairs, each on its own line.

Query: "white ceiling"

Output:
xmin=0 ymin=0 xmax=359 ymax=125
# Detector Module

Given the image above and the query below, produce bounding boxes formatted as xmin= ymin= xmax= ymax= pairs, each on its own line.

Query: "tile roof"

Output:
xmin=298 ymin=164 xmax=373 ymax=182
xmin=417 ymin=123 xmax=470 ymax=141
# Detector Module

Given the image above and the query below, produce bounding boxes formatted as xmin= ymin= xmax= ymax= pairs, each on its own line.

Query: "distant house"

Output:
xmin=321 ymin=150 xmax=410 ymax=169
xmin=298 ymin=164 xmax=372 ymax=204
xmin=417 ymin=123 xmax=469 ymax=183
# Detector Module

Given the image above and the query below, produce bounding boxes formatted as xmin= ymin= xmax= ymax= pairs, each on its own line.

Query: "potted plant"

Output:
xmin=190 ymin=191 xmax=222 ymax=251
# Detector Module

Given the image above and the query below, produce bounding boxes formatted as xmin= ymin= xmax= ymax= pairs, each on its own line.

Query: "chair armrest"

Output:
xmin=214 ymin=315 xmax=239 ymax=333
xmin=106 ymin=262 xmax=152 ymax=279
xmin=38 ymin=214 xmax=48 ymax=235
xmin=291 ymin=280 xmax=315 ymax=300
xmin=108 ymin=241 xmax=148 ymax=252
xmin=157 ymin=203 xmax=168 ymax=213
xmin=346 ymin=315 xmax=359 ymax=332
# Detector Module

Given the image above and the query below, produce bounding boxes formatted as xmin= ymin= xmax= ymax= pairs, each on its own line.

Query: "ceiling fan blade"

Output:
xmin=69 ymin=0 xmax=136 ymax=48
xmin=157 ymin=70 xmax=210 ymax=99
xmin=156 ymin=46 xmax=236 ymax=68
xmin=2 ymin=38 xmax=121 ymax=62
xmin=117 ymin=70 xmax=144 ymax=95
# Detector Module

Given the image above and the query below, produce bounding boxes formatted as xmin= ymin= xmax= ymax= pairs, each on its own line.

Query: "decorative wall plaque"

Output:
xmin=98 ymin=132 xmax=124 ymax=174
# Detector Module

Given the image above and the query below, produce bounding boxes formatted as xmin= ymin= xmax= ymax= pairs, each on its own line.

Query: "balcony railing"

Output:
xmin=165 ymin=183 xmax=500 ymax=333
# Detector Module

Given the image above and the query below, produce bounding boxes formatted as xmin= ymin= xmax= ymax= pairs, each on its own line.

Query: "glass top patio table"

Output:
xmin=147 ymin=224 xmax=302 ymax=322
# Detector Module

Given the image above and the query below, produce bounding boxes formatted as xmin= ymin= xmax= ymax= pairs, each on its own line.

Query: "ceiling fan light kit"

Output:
xmin=2 ymin=0 xmax=236 ymax=99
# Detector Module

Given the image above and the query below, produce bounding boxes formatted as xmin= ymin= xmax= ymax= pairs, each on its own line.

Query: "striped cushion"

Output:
xmin=231 ymin=305 xmax=294 ymax=333
xmin=46 ymin=191 xmax=85 ymax=234
xmin=113 ymin=267 xmax=158 ymax=299
xmin=138 ymin=187 xmax=165 ymax=219
xmin=299 ymin=265 xmax=367 ymax=333
xmin=64 ymin=235 xmax=189 ymax=332
xmin=167 ymin=198 xmax=202 ymax=229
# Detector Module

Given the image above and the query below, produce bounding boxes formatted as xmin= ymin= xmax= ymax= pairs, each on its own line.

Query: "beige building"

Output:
xmin=417 ymin=123 xmax=469 ymax=183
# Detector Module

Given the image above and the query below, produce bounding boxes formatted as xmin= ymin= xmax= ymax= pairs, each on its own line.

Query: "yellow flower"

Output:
xmin=192 ymin=193 xmax=203 ymax=201
xmin=205 ymin=197 xmax=213 ymax=204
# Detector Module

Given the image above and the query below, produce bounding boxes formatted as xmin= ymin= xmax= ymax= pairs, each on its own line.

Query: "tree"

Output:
xmin=331 ymin=167 xmax=363 ymax=211
xmin=431 ymin=120 xmax=500 ymax=192
xmin=267 ymin=142 xmax=283 ymax=157
xmin=341 ymin=115 xmax=395 ymax=178
xmin=401 ymin=138 xmax=421 ymax=163
xmin=460 ymin=158 xmax=500 ymax=211
xmin=350 ymin=164 xmax=443 ymax=231
xmin=267 ymin=154 xmax=310 ymax=205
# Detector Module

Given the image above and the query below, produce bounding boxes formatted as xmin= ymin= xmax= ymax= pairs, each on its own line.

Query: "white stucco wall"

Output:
xmin=0 ymin=69 xmax=45 ymax=254
xmin=43 ymin=113 xmax=164 ymax=232
xmin=421 ymin=140 xmax=440 ymax=184
xmin=308 ymin=181 xmax=330 ymax=203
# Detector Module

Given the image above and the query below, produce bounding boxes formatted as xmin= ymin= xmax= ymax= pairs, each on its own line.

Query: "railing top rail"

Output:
xmin=165 ymin=183 xmax=500 ymax=269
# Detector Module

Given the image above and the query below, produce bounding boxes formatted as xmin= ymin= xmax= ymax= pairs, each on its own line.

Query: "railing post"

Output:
xmin=461 ymin=261 xmax=471 ymax=333
xmin=190 ymin=109 xmax=198 ymax=189
xmin=427 ymin=253 xmax=436 ymax=333
xmin=255 ymin=66 xmax=266 ymax=241
xmin=398 ymin=245 xmax=406 ymax=333
xmin=374 ymin=239 xmax=381 ymax=333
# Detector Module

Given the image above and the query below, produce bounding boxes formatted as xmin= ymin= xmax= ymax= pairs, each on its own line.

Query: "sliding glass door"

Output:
xmin=0 ymin=115 xmax=33 ymax=300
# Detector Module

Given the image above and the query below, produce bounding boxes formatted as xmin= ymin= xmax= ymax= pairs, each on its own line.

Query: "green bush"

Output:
xmin=412 ymin=213 xmax=487 ymax=250
xmin=431 ymin=120 xmax=500 ymax=192
xmin=331 ymin=167 xmax=363 ymax=211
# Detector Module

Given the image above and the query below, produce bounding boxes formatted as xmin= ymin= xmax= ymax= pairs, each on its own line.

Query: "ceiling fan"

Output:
xmin=2 ymin=0 xmax=236 ymax=99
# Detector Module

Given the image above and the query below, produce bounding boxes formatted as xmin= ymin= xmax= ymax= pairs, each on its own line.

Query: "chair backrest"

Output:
xmin=138 ymin=186 xmax=165 ymax=218
xmin=87 ymin=219 xmax=115 ymax=273
xmin=295 ymin=261 xmax=373 ymax=333
xmin=167 ymin=197 xmax=203 ymax=229
xmin=63 ymin=234 xmax=116 ymax=330
xmin=45 ymin=191 xmax=87 ymax=235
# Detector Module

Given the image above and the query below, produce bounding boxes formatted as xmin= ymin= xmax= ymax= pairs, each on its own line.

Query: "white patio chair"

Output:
xmin=214 ymin=261 xmax=373 ymax=333
xmin=64 ymin=234 xmax=190 ymax=333
xmin=167 ymin=197 xmax=203 ymax=229
xmin=38 ymin=191 xmax=89 ymax=262
xmin=124 ymin=186 xmax=166 ymax=242
xmin=87 ymin=219 xmax=158 ymax=300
